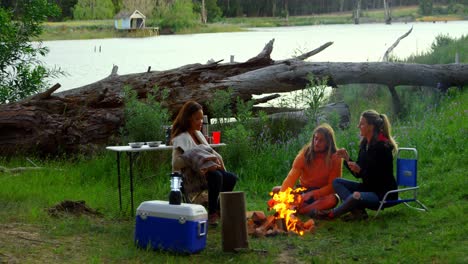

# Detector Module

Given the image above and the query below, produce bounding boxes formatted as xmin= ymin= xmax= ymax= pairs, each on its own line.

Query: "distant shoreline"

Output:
xmin=38 ymin=6 xmax=467 ymax=41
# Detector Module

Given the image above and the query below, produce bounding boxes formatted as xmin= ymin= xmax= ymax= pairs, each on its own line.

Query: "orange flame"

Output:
xmin=268 ymin=187 xmax=307 ymax=235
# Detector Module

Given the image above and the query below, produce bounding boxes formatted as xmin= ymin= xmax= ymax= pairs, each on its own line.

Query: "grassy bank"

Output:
xmin=38 ymin=6 xmax=466 ymax=41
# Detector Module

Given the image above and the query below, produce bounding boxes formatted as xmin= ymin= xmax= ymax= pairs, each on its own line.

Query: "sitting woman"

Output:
xmin=171 ymin=100 xmax=238 ymax=226
xmin=313 ymin=109 xmax=398 ymax=220
xmin=271 ymin=124 xmax=342 ymax=215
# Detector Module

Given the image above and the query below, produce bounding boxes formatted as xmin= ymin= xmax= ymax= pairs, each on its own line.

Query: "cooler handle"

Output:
xmin=198 ymin=220 xmax=207 ymax=237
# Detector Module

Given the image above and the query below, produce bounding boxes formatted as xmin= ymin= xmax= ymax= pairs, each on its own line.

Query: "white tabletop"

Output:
xmin=106 ymin=143 xmax=226 ymax=152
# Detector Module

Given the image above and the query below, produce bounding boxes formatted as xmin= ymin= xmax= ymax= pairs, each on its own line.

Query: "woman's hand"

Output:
xmin=335 ymin=148 xmax=350 ymax=161
xmin=301 ymin=190 xmax=315 ymax=203
xmin=216 ymin=158 xmax=225 ymax=171
xmin=347 ymin=161 xmax=361 ymax=173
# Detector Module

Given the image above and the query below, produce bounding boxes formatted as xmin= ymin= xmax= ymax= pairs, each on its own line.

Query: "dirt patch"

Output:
xmin=0 ymin=223 xmax=58 ymax=263
xmin=276 ymin=244 xmax=306 ymax=264
xmin=46 ymin=200 xmax=102 ymax=218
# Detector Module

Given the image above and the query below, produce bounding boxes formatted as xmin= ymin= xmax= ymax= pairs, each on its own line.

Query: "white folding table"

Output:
xmin=106 ymin=143 xmax=226 ymax=214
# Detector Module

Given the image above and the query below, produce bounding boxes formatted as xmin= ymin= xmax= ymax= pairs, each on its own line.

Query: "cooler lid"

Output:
xmin=136 ymin=200 xmax=207 ymax=220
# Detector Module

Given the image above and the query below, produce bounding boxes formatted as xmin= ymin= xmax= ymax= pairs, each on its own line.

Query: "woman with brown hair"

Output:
xmin=171 ymin=100 xmax=237 ymax=226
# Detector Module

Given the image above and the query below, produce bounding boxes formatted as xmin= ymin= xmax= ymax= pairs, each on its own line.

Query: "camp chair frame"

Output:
xmin=374 ymin=147 xmax=428 ymax=218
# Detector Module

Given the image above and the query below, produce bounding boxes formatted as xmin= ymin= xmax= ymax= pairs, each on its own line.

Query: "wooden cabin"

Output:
xmin=114 ymin=10 xmax=146 ymax=30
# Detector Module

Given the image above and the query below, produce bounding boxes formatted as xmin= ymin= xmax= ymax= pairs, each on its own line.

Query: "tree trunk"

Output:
xmin=0 ymin=39 xmax=467 ymax=156
xmin=383 ymin=27 xmax=413 ymax=116
xmin=354 ymin=0 xmax=361 ymax=24
xmin=388 ymin=85 xmax=401 ymax=117
xmin=201 ymin=0 xmax=207 ymax=24
xmin=384 ymin=0 xmax=392 ymax=24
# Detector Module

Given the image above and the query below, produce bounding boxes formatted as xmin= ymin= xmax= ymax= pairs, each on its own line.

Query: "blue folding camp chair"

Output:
xmin=374 ymin=147 xmax=428 ymax=218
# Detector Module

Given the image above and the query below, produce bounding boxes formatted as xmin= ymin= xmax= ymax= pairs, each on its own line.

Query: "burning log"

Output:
xmin=246 ymin=187 xmax=317 ymax=237
xmin=275 ymin=218 xmax=287 ymax=231
xmin=247 ymin=212 xmax=314 ymax=237
xmin=255 ymin=215 xmax=276 ymax=234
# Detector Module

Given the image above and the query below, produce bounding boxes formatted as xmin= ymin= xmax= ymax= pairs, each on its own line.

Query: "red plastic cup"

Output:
xmin=212 ymin=131 xmax=221 ymax=144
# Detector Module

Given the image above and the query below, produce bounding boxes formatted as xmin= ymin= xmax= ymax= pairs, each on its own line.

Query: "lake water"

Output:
xmin=42 ymin=21 xmax=468 ymax=92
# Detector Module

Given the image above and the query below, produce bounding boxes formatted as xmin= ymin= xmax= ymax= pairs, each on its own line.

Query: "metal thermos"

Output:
xmin=202 ymin=115 xmax=209 ymax=137
xmin=169 ymin=172 xmax=182 ymax=205
xmin=165 ymin=125 xmax=172 ymax=146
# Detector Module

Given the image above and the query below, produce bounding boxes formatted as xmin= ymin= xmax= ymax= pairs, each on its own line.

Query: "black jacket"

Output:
xmin=345 ymin=140 xmax=398 ymax=200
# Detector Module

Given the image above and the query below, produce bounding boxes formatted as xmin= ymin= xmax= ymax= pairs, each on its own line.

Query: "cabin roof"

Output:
xmin=115 ymin=9 xmax=146 ymax=19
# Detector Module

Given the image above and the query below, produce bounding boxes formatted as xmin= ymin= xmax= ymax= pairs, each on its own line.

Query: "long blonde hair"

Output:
xmin=302 ymin=123 xmax=338 ymax=166
xmin=360 ymin=110 xmax=398 ymax=155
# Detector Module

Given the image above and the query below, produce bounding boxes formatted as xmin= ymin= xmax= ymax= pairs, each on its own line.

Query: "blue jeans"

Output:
xmin=332 ymin=178 xmax=380 ymax=215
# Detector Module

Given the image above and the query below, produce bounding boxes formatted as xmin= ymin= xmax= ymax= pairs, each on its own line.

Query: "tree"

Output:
xmin=0 ymin=0 xmax=60 ymax=104
xmin=200 ymin=0 xmax=207 ymax=23
xmin=53 ymin=0 xmax=78 ymax=20
xmin=121 ymin=0 xmax=155 ymax=17
xmin=418 ymin=0 xmax=433 ymax=15
xmin=383 ymin=0 xmax=392 ymax=24
xmin=205 ymin=0 xmax=222 ymax=22
xmin=353 ymin=0 xmax=362 ymax=24
xmin=160 ymin=0 xmax=198 ymax=32
xmin=72 ymin=0 xmax=114 ymax=20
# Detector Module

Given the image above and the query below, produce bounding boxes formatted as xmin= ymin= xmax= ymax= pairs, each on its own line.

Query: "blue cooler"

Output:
xmin=134 ymin=200 xmax=208 ymax=253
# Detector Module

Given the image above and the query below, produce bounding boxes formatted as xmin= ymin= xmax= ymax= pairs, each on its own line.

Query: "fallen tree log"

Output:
xmin=0 ymin=39 xmax=467 ymax=156
xmin=260 ymin=102 xmax=351 ymax=130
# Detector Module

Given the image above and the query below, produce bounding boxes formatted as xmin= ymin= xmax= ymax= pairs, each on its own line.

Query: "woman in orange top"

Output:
xmin=272 ymin=124 xmax=342 ymax=215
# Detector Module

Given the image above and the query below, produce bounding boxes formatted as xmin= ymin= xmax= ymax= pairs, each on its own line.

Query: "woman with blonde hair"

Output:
xmin=272 ymin=123 xmax=342 ymax=214
xmin=311 ymin=110 xmax=398 ymax=220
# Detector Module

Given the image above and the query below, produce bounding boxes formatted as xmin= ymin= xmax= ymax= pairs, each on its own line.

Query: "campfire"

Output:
xmin=247 ymin=187 xmax=314 ymax=237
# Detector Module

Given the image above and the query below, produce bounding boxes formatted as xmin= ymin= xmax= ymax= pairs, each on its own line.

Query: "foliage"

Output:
xmin=205 ymin=0 xmax=222 ymax=22
xmin=3 ymin=1 xmax=466 ymax=24
xmin=223 ymin=123 xmax=253 ymax=169
xmin=51 ymin=0 xmax=78 ymax=20
xmin=73 ymin=0 xmax=115 ymax=20
xmin=402 ymin=34 xmax=467 ymax=65
xmin=302 ymin=74 xmax=329 ymax=129
xmin=418 ymin=0 xmax=433 ymax=15
xmin=447 ymin=2 xmax=468 ymax=15
xmin=0 ymin=0 xmax=61 ymax=104
xmin=121 ymin=86 xmax=170 ymax=143
xmin=159 ymin=0 xmax=198 ymax=32
xmin=121 ymin=0 xmax=155 ymax=18
xmin=207 ymin=88 xmax=233 ymax=128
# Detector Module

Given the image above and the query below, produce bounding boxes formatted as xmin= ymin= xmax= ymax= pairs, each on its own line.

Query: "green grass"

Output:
xmin=1 ymin=89 xmax=467 ymax=263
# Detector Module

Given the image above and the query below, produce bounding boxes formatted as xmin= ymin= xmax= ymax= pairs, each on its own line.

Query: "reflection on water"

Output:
xmin=42 ymin=21 xmax=468 ymax=92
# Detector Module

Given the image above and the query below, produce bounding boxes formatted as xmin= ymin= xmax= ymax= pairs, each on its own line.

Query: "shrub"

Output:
xmin=160 ymin=0 xmax=199 ymax=32
xmin=121 ymin=86 xmax=170 ymax=143
xmin=207 ymin=88 xmax=233 ymax=129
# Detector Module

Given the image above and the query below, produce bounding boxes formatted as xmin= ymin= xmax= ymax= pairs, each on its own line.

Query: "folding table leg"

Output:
xmin=116 ymin=152 xmax=122 ymax=211
xmin=129 ymin=153 xmax=134 ymax=215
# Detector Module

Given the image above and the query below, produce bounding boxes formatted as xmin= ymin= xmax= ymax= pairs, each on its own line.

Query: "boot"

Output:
xmin=308 ymin=209 xmax=333 ymax=220
xmin=332 ymin=195 xmax=359 ymax=218
xmin=342 ymin=208 xmax=369 ymax=221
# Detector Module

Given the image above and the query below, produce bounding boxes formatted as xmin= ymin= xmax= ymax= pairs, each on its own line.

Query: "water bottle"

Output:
xmin=169 ymin=172 xmax=182 ymax=205
xmin=202 ymin=115 xmax=209 ymax=138
xmin=165 ymin=125 xmax=172 ymax=146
